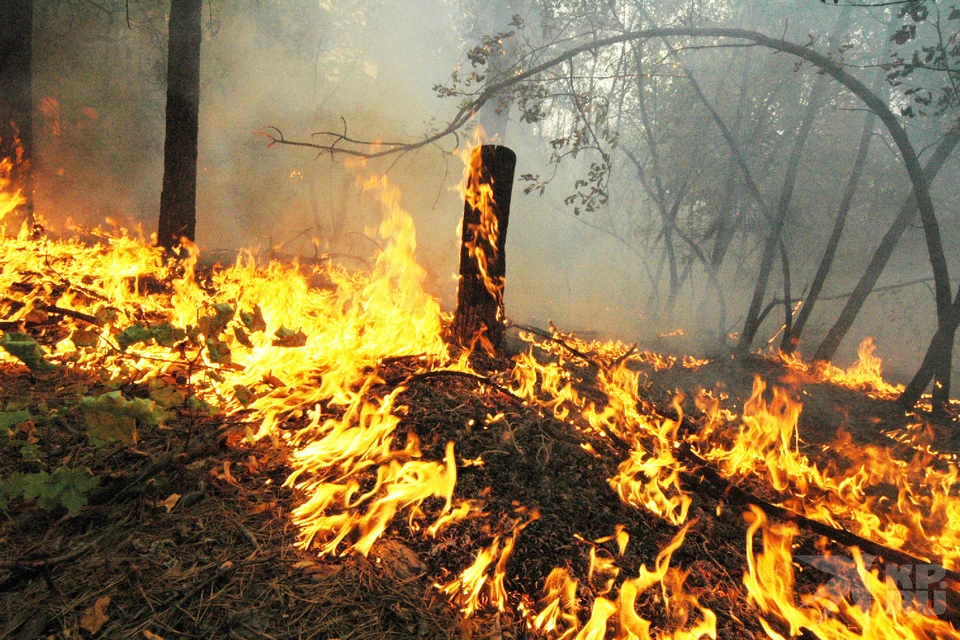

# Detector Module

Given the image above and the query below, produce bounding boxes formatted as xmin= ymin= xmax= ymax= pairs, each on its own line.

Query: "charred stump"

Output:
xmin=451 ymin=144 xmax=517 ymax=354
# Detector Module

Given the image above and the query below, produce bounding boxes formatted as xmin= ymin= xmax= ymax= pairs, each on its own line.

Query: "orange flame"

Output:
xmin=456 ymin=125 xmax=504 ymax=303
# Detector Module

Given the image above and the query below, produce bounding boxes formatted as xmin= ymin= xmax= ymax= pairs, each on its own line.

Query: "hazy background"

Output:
xmin=26 ymin=0 xmax=960 ymax=385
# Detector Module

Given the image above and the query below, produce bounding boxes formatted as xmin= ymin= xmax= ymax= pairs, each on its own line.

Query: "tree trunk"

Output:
xmin=0 ymin=0 xmax=33 ymax=227
xmin=814 ymin=128 xmax=960 ymax=363
xmin=737 ymin=73 xmax=829 ymax=352
xmin=899 ymin=275 xmax=960 ymax=412
xmin=782 ymin=70 xmax=883 ymax=355
xmin=451 ymin=145 xmax=517 ymax=354
xmin=157 ymin=0 xmax=203 ymax=251
xmin=736 ymin=8 xmax=851 ymax=353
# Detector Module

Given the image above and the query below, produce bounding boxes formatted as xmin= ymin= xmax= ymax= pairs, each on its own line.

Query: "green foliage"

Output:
xmin=80 ymin=391 xmax=169 ymax=445
xmin=233 ymin=384 xmax=256 ymax=406
xmin=0 ymin=410 xmax=31 ymax=431
xmin=0 ymin=467 xmax=100 ymax=512
xmin=273 ymin=326 xmax=307 ymax=347
xmin=240 ymin=305 xmax=266 ymax=332
xmin=148 ymin=379 xmax=186 ymax=409
xmin=19 ymin=443 xmax=41 ymax=462
xmin=198 ymin=303 xmax=234 ymax=338
xmin=0 ymin=332 xmax=58 ymax=372
xmin=71 ymin=327 xmax=100 ymax=348
xmin=116 ymin=323 xmax=187 ymax=351
xmin=205 ymin=337 xmax=231 ymax=363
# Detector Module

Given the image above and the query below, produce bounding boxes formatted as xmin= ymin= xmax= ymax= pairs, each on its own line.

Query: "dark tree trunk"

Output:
xmin=0 ymin=0 xmax=33 ymax=227
xmin=782 ymin=71 xmax=883 ymax=355
xmin=778 ymin=238 xmax=792 ymax=344
xmin=451 ymin=145 xmax=517 ymax=354
xmin=899 ymin=282 xmax=960 ymax=412
xmin=737 ymin=70 xmax=829 ymax=353
xmin=736 ymin=7 xmax=855 ymax=355
xmin=157 ymin=0 xmax=203 ymax=250
xmin=814 ymin=129 xmax=960 ymax=363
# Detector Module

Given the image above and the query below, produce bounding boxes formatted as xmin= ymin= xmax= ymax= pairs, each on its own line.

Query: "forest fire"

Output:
xmin=3 ymin=152 xmax=959 ymax=638
xmin=0 ymin=157 xmax=24 ymax=223
xmin=5 ymin=1 xmax=960 ymax=637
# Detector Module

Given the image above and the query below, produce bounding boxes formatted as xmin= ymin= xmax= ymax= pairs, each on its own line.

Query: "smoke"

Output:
xmin=26 ymin=0 xmax=960 ymax=383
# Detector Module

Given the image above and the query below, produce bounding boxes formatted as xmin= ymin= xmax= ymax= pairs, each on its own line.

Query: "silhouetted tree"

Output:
xmin=0 ymin=0 xmax=33 ymax=226
xmin=157 ymin=0 xmax=203 ymax=250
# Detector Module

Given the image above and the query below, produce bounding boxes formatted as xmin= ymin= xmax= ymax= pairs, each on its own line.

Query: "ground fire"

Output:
xmin=3 ymin=3 xmax=960 ymax=635
xmin=2 ymin=141 xmax=960 ymax=637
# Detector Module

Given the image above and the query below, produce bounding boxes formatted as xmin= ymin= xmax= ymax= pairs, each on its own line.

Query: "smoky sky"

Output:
xmin=26 ymin=0 xmax=960 ymax=383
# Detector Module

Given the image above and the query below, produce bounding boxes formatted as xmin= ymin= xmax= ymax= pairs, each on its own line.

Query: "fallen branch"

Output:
xmin=0 ymin=541 xmax=94 ymax=571
xmin=391 ymin=369 xmax=521 ymax=403
xmin=591 ymin=409 xmax=960 ymax=583
xmin=509 ymin=322 xmax=604 ymax=370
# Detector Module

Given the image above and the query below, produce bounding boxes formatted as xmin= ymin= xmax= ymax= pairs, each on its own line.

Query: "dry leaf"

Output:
xmin=249 ymin=501 xmax=276 ymax=515
xmin=160 ymin=493 xmax=181 ymax=512
xmin=220 ymin=461 xmax=239 ymax=485
xmin=16 ymin=420 xmax=38 ymax=444
xmin=142 ymin=631 xmax=165 ymax=640
xmin=80 ymin=595 xmax=110 ymax=634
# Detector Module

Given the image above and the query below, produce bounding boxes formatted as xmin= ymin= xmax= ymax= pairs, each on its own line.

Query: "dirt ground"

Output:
xmin=2 ymin=327 xmax=958 ymax=639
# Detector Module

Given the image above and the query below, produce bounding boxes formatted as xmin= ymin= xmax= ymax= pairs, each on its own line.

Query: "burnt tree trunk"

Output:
xmin=451 ymin=144 xmax=517 ymax=353
xmin=0 ymin=0 xmax=33 ymax=226
xmin=157 ymin=0 xmax=202 ymax=251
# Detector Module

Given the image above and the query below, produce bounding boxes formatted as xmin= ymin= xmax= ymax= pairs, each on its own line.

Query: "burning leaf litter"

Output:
xmin=1 ymin=173 xmax=959 ymax=638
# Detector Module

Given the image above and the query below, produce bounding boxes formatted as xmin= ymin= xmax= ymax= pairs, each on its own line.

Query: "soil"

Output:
xmin=2 ymin=325 xmax=958 ymax=639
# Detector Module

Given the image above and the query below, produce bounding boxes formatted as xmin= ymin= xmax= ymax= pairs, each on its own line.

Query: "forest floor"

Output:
xmin=3 ymin=323 xmax=959 ymax=640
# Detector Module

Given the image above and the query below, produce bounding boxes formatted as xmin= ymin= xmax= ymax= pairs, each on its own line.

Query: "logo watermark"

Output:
xmin=796 ymin=553 xmax=948 ymax=619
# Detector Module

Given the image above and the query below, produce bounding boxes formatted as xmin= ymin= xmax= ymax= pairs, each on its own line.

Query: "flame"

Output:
xmin=456 ymin=125 xmax=504 ymax=304
xmin=744 ymin=506 xmax=960 ymax=639
xmin=524 ymin=524 xmax=717 ymax=640
xmin=694 ymin=376 xmax=960 ymax=572
xmin=0 ymin=156 xmax=25 ymax=224
xmin=781 ymin=338 xmax=904 ymax=399
xmin=436 ymin=507 xmax=539 ymax=616
xmin=7 ymin=153 xmax=960 ymax=637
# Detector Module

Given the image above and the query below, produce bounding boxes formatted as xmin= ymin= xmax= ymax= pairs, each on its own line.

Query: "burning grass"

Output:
xmin=2 ymin=174 xmax=960 ymax=638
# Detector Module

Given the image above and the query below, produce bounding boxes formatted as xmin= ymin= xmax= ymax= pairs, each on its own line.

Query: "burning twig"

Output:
xmin=510 ymin=322 xmax=604 ymax=370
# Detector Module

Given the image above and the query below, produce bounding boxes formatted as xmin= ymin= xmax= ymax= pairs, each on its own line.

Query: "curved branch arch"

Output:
xmin=266 ymin=26 xmax=950 ymax=331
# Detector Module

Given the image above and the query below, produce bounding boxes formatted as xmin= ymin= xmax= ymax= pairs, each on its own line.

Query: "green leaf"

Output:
xmin=240 ymin=305 xmax=266 ymax=332
xmin=148 ymin=381 xmax=186 ymax=409
xmin=198 ymin=303 xmax=234 ymax=338
xmin=93 ymin=306 xmax=118 ymax=326
xmin=0 ymin=473 xmax=25 ymax=509
xmin=205 ymin=338 xmax=231 ymax=363
xmin=18 ymin=467 xmax=100 ymax=512
xmin=70 ymin=327 xmax=99 ymax=348
xmin=0 ymin=332 xmax=58 ymax=372
xmin=153 ymin=323 xmax=187 ymax=347
xmin=950 ymin=7 xmax=960 ymax=20
xmin=20 ymin=443 xmax=41 ymax=462
xmin=0 ymin=410 xmax=31 ymax=431
xmin=187 ymin=395 xmax=217 ymax=416
xmin=116 ymin=323 xmax=187 ymax=351
xmin=80 ymin=391 xmax=170 ymax=445
xmin=273 ymin=326 xmax=307 ymax=347
xmin=233 ymin=384 xmax=256 ymax=406
xmin=116 ymin=325 xmax=152 ymax=351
